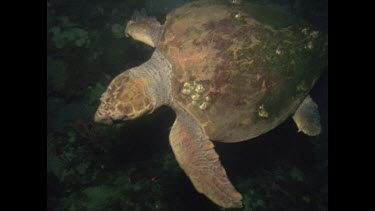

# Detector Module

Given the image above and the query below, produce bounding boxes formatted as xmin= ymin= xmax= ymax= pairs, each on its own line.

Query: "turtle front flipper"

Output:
xmin=125 ymin=17 xmax=163 ymax=47
xmin=169 ymin=115 xmax=243 ymax=208
xmin=292 ymin=95 xmax=322 ymax=136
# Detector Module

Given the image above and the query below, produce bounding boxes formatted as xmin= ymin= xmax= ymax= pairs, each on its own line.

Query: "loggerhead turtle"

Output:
xmin=94 ymin=1 xmax=327 ymax=208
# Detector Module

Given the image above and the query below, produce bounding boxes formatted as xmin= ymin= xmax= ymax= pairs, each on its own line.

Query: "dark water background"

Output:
xmin=47 ymin=0 xmax=328 ymax=210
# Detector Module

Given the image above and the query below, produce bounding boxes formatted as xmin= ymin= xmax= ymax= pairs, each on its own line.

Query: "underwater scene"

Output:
xmin=47 ymin=0 xmax=328 ymax=210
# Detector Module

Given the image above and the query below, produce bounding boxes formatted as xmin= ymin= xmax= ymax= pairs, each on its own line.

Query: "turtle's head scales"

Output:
xmin=94 ymin=71 xmax=154 ymax=125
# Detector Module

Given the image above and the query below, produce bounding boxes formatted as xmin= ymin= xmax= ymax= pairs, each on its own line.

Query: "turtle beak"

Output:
xmin=94 ymin=109 xmax=131 ymax=124
xmin=94 ymin=110 xmax=113 ymax=125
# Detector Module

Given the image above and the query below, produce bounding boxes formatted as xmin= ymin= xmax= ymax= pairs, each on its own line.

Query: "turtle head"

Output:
xmin=125 ymin=17 xmax=162 ymax=47
xmin=94 ymin=71 xmax=154 ymax=124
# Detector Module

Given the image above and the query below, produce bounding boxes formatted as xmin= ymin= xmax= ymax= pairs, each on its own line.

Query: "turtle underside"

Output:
xmin=158 ymin=1 xmax=327 ymax=142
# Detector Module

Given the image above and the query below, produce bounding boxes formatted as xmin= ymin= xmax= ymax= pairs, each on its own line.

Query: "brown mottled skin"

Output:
xmin=95 ymin=1 xmax=327 ymax=209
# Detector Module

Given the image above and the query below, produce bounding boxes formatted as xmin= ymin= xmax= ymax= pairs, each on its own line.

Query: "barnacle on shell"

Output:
xmin=258 ymin=104 xmax=269 ymax=118
xmin=191 ymin=93 xmax=201 ymax=100
xmin=195 ymin=84 xmax=205 ymax=93
xmin=182 ymin=88 xmax=192 ymax=95
xmin=199 ymin=102 xmax=208 ymax=110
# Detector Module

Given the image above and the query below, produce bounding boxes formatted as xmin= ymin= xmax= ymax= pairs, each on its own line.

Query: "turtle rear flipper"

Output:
xmin=292 ymin=95 xmax=321 ymax=136
xmin=169 ymin=112 xmax=243 ymax=208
